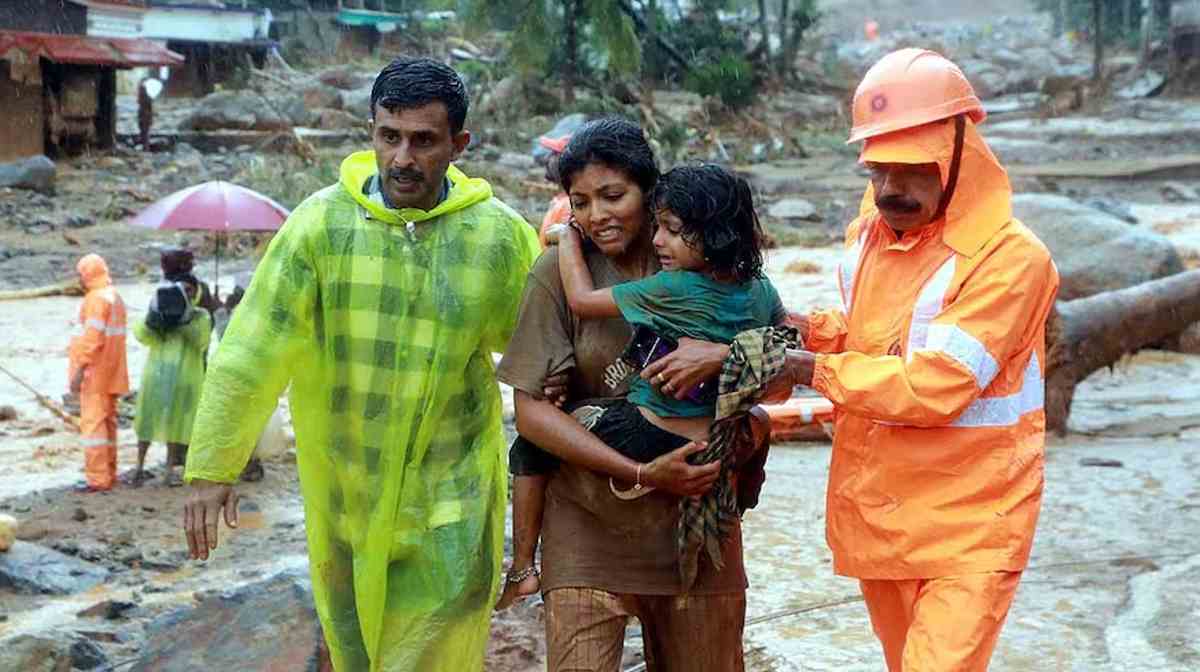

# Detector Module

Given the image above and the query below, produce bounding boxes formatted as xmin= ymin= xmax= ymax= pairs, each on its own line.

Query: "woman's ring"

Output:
xmin=656 ymin=373 xmax=666 ymax=384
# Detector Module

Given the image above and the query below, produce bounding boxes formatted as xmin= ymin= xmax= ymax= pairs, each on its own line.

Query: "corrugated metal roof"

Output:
xmin=0 ymin=30 xmax=183 ymax=67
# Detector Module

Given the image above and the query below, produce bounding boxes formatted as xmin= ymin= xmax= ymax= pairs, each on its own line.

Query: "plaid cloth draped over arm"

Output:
xmin=677 ymin=325 xmax=800 ymax=590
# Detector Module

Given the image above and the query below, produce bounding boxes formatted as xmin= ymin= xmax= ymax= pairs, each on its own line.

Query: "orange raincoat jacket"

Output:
xmin=806 ymin=118 xmax=1059 ymax=579
xmin=69 ymin=255 xmax=130 ymax=395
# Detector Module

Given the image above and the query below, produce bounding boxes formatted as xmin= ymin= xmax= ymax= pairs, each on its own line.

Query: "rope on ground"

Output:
xmin=0 ymin=362 xmax=80 ymax=430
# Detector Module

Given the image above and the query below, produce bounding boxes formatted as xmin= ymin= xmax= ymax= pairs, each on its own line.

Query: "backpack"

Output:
xmin=146 ymin=282 xmax=193 ymax=332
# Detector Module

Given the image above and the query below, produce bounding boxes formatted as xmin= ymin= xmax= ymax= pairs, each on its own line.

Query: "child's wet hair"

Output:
xmin=652 ymin=164 xmax=764 ymax=283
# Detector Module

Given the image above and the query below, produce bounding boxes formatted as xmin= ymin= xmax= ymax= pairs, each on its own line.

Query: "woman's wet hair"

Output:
xmin=558 ymin=117 xmax=659 ymax=196
xmin=652 ymin=164 xmax=765 ymax=283
xmin=370 ymin=57 xmax=469 ymax=133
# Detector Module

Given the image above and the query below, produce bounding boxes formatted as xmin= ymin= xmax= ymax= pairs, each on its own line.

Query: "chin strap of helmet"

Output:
xmin=933 ymin=114 xmax=966 ymax=222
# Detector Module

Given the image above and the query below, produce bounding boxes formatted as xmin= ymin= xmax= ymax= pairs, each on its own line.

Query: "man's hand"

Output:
xmin=641 ymin=441 xmax=720 ymax=497
xmin=642 ymin=338 xmax=730 ymax=400
xmin=784 ymin=311 xmax=810 ymax=344
xmin=183 ymin=478 xmax=239 ymax=560
xmin=541 ymin=371 xmax=570 ymax=408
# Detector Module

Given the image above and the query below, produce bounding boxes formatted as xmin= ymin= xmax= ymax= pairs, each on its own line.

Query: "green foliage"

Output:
xmin=464 ymin=0 xmax=640 ymax=84
xmin=685 ymin=53 xmax=757 ymax=109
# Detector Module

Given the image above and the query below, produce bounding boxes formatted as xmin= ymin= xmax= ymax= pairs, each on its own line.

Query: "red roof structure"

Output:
xmin=0 ymin=30 xmax=183 ymax=68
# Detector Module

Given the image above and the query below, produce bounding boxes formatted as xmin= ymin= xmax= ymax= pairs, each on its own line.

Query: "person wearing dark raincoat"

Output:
xmin=180 ymin=58 xmax=540 ymax=672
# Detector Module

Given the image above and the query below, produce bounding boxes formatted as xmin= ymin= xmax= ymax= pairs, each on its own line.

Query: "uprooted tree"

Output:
xmin=1045 ymin=269 xmax=1200 ymax=433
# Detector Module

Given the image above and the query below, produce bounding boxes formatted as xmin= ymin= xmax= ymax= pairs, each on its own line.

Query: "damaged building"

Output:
xmin=0 ymin=30 xmax=181 ymax=162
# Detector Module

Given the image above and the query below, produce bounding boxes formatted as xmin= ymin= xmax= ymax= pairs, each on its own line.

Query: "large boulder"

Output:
xmin=767 ymin=198 xmax=820 ymax=222
xmin=131 ymin=571 xmax=322 ymax=672
xmin=342 ymin=84 xmax=375 ymax=119
xmin=1012 ymin=194 xmax=1185 ymax=300
xmin=303 ymin=85 xmax=343 ymax=111
xmin=0 ymin=634 xmax=72 ymax=672
xmin=315 ymin=108 xmax=364 ymax=130
xmin=182 ymin=91 xmax=292 ymax=131
xmin=0 ymin=540 xmax=109 ymax=595
xmin=317 ymin=64 xmax=375 ymax=91
xmin=0 ymin=155 xmax=56 ymax=193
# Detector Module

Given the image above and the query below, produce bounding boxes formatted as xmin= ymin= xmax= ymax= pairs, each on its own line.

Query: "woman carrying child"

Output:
xmin=496 ymin=118 xmax=782 ymax=671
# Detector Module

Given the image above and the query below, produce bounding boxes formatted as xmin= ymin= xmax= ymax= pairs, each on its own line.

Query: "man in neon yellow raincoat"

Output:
xmin=181 ymin=57 xmax=540 ymax=671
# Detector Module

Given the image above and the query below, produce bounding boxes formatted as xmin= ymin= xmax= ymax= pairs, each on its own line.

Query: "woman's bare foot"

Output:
xmin=494 ymin=565 xmax=540 ymax=611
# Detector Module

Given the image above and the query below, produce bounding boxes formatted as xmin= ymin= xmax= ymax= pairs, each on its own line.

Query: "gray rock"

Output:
xmin=69 ymin=638 xmax=108 ymax=670
xmin=317 ymin=64 xmax=374 ymax=91
xmin=1084 ymin=198 xmax=1138 ymax=224
xmin=276 ymin=93 xmax=318 ymax=128
xmin=1116 ymin=69 xmax=1167 ymax=99
xmin=1012 ymin=194 xmax=1184 ymax=300
xmin=1162 ymin=181 xmax=1199 ymax=202
xmin=343 ymin=84 xmax=374 ymax=118
xmin=131 ymin=571 xmax=322 ymax=672
xmin=315 ymin=107 xmax=364 ymax=130
xmin=0 ymin=540 xmax=109 ymax=595
xmin=481 ymin=75 xmax=522 ymax=117
xmin=182 ymin=91 xmax=291 ymax=132
xmin=771 ymin=92 xmax=842 ymax=126
xmin=767 ymin=198 xmax=820 ymax=222
xmin=302 ymin=84 xmax=343 ymax=111
xmin=0 ymin=156 xmax=56 ymax=193
xmin=64 ymin=214 xmax=94 ymax=229
xmin=0 ymin=634 xmax=72 ymax=672
xmin=498 ymin=152 xmax=536 ymax=170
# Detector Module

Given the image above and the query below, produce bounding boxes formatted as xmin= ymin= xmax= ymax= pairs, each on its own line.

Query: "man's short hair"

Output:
xmin=370 ymin=57 xmax=469 ymax=133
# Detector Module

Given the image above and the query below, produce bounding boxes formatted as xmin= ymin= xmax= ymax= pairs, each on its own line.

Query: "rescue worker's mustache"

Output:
xmin=388 ymin=168 xmax=423 ymax=183
xmin=876 ymin=195 xmax=922 ymax=213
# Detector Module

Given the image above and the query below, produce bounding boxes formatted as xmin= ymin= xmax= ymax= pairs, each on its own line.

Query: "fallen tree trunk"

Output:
xmin=1046 ymin=269 xmax=1200 ymax=433
xmin=0 ymin=279 xmax=82 ymax=302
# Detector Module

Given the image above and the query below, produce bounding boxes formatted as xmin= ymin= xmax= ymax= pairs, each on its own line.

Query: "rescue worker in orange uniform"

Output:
xmin=537 ymin=134 xmax=572 ymax=247
xmin=68 ymin=254 xmax=130 ymax=492
xmin=772 ymin=49 xmax=1060 ymax=670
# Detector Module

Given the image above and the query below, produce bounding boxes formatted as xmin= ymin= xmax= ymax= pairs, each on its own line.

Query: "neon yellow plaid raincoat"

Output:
xmin=184 ymin=151 xmax=540 ymax=671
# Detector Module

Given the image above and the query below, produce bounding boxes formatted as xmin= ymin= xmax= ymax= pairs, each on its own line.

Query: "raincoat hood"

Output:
xmin=77 ymin=254 xmax=112 ymax=290
xmin=339 ymin=150 xmax=492 ymax=225
xmin=858 ymin=117 xmax=1012 ymax=258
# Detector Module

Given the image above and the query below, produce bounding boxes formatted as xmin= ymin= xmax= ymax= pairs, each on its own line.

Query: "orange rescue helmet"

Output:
xmin=847 ymin=48 xmax=985 ymax=144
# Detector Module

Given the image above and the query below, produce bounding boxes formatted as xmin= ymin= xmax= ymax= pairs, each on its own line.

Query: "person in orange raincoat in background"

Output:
xmin=769 ymin=49 xmax=1060 ymax=671
xmin=537 ymin=134 xmax=572 ymax=247
xmin=68 ymin=254 xmax=130 ymax=492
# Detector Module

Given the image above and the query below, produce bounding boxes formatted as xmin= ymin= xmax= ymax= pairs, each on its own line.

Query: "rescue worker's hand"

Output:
xmin=642 ymin=441 xmax=720 ymax=497
xmin=184 ymin=478 xmax=239 ymax=561
xmin=784 ymin=311 xmax=810 ymax=343
xmin=542 ymin=371 xmax=570 ymax=408
xmin=642 ymin=338 xmax=729 ymax=400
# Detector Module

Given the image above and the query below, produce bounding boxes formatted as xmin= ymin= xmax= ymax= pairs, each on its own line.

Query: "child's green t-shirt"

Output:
xmin=611 ymin=269 xmax=786 ymax=418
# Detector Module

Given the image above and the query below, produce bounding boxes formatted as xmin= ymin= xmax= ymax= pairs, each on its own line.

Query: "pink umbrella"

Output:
xmin=129 ymin=180 xmax=290 ymax=294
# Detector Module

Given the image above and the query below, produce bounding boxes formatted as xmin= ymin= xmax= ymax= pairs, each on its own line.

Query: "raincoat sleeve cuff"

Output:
xmin=182 ymin=469 xmax=239 ymax=485
xmin=805 ymin=310 xmax=848 ymax=354
xmin=811 ymin=354 xmax=836 ymax=399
